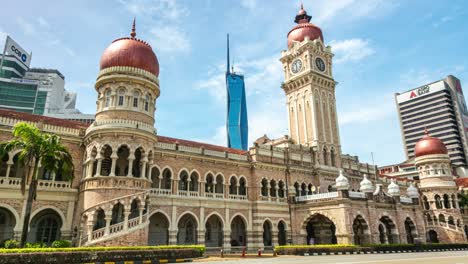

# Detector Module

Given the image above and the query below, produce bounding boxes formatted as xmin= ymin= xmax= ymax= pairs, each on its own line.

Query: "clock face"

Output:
xmin=315 ymin=57 xmax=326 ymax=72
xmin=291 ymin=59 xmax=303 ymax=74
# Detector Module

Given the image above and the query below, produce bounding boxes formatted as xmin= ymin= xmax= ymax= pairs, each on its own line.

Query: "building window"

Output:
xmin=133 ymin=91 xmax=139 ymax=108
xmin=145 ymin=95 xmax=150 ymax=112
xmin=118 ymin=89 xmax=125 ymax=106
xmin=105 ymin=90 xmax=111 ymax=107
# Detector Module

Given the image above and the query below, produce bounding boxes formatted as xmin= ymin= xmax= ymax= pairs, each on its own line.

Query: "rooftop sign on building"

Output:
xmin=2 ymin=35 xmax=32 ymax=67
xmin=396 ymin=80 xmax=445 ymax=103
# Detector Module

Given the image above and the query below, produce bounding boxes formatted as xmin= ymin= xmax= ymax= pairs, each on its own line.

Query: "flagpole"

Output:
xmin=0 ymin=35 xmax=8 ymax=75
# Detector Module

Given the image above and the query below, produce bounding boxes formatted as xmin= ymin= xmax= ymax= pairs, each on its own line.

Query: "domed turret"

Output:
xmin=100 ymin=19 xmax=160 ymax=77
xmin=406 ymin=182 xmax=419 ymax=198
xmin=335 ymin=170 xmax=349 ymax=190
xmin=414 ymin=129 xmax=448 ymax=157
xmin=387 ymin=179 xmax=400 ymax=197
xmin=287 ymin=4 xmax=324 ymax=48
xmin=359 ymin=174 xmax=374 ymax=193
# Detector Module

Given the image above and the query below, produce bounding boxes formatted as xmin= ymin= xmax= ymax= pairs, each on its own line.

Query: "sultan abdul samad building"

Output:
xmin=0 ymin=6 xmax=467 ymax=248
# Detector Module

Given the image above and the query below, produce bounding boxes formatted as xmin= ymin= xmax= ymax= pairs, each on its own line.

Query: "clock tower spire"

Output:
xmin=280 ymin=4 xmax=341 ymax=167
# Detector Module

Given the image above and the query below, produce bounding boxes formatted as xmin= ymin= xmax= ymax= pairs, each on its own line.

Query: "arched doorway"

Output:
xmin=205 ymin=215 xmax=223 ymax=247
xmin=278 ymin=221 xmax=287 ymax=246
xmin=404 ymin=217 xmax=417 ymax=244
xmin=28 ymin=209 xmax=62 ymax=245
xmin=353 ymin=215 xmax=369 ymax=245
xmin=263 ymin=220 xmax=272 ymax=247
xmin=230 ymin=215 xmax=247 ymax=247
xmin=305 ymin=214 xmax=337 ymax=245
xmin=177 ymin=214 xmax=198 ymax=245
xmin=378 ymin=216 xmax=398 ymax=244
xmin=115 ymin=145 xmax=130 ymax=176
xmin=427 ymin=230 xmax=439 ymax=243
xmin=148 ymin=212 xmax=169 ymax=245
xmin=0 ymin=207 xmax=16 ymax=243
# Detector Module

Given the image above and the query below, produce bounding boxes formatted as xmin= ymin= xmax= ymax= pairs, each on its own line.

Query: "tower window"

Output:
xmin=133 ymin=91 xmax=139 ymax=108
xmin=145 ymin=95 xmax=150 ymax=111
xmin=105 ymin=90 xmax=111 ymax=107
xmin=118 ymin=89 xmax=125 ymax=106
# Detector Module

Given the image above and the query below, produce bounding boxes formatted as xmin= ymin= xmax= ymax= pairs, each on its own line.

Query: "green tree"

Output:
xmin=0 ymin=122 xmax=74 ymax=247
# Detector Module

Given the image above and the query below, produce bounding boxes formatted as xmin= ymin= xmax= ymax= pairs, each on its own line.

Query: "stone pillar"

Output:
xmin=86 ymin=159 xmax=95 ymax=178
xmin=104 ymin=214 xmax=112 ymax=235
xmin=141 ymin=161 xmax=147 ymax=179
xmin=127 ymin=154 xmax=135 ymax=177
xmin=86 ymin=220 xmax=94 ymax=242
xmin=123 ymin=209 xmax=131 ymax=230
xmin=198 ymin=228 xmax=205 ymax=245
xmin=246 ymin=230 xmax=255 ymax=251
xmin=223 ymin=230 xmax=231 ymax=251
xmin=110 ymin=151 xmax=118 ymax=176
xmin=5 ymin=162 xmax=12 ymax=178
xmin=95 ymin=157 xmax=103 ymax=177
xmin=138 ymin=206 xmax=145 ymax=224
xmin=169 ymin=230 xmax=178 ymax=245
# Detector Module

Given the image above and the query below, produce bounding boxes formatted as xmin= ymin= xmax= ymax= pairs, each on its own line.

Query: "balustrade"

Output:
xmin=295 ymin=191 xmax=338 ymax=202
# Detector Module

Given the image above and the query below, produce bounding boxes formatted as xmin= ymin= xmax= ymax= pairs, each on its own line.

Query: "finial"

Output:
xmin=424 ymin=127 xmax=429 ymax=136
xmin=131 ymin=17 xmax=136 ymax=38
xmin=301 ymin=2 xmax=304 ymax=10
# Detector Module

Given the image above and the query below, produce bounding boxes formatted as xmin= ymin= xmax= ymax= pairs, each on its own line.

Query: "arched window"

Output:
xmin=133 ymin=91 xmax=140 ymax=108
xmin=145 ymin=94 xmax=150 ymax=112
xmin=161 ymin=169 xmax=172 ymax=190
xmin=422 ymin=196 xmax=430 ymax=210
xmin=451 ymin=194 xmax=457 ymax=209
xmin=278 ymin=181 xmax=285 ymax=198
xmin=438 ymin=214 xmax=445 ymax=223
xmin=205 ymin=174 xmax=214 ymax=193
xmin=229 ymin=177 xmax=237 ymax=195
xmin=294 ymin=182 xmax=300 ymax=196
xmin=443 ymin=194 xmax=450 ymax=209
xmin=179 ymin=171 xmax=189 ymax=191
xmin=270 ymin=180 xmax=277 ymax=197
xmin=239 ymin=177 xmax=247 ymax=196
xmin=434 ymin=195 xmax=442 ymax=209
xmin=215 ymin=175 xmax=224 ymax=194
xmin=330 ymin=148 xmax=335 ymax=167
xmin=301 ymin=183 xmax=307 ymax=196
xmin=189 ymin=172 xmax=198 ymax=192
xmin=261 ymin=179 xmax=268 ymax=197
xmin=323 ymin=147 xmax=328 ymax=166
xmin=105 ymin=90 xmax=111 ymax=107
xmin=118 ymin=89 xmax=125 ymax=106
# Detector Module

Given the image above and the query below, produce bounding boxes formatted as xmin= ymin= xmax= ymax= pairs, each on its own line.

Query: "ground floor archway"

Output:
xmin=404 ymin=217 xmax=417 ymax=244
xmin=278 ymin=221 xmax=287 ymax=246
xmin=378 ymin=216 xmax=398 ymax=244
xmin=205 ymin=215 xmax=223 ymax=247
xmin=148 ymin=212 xmax=169 ymax=245
xmin=305 ymin=214 xmax=337 ymax=245
xmin=427 ymin=230 xmax=439 ymax=243
xmin=230 ymin=215 xmax=247 ymax=247
xmin=353 ymin=215 xmax=370 ymax=245
xmin=177 ymin=214 xmax=198 ymax=245
xmin=263 ymin=220 xmax=272 ymax=247
xmin=28 ymin=209 xmax=62 ymax=245
xmin=0 ymin=207 xmax=16 ymax=243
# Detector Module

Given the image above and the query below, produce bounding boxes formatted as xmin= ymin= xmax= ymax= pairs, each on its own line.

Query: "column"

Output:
xmin=320 ymin=96 xmax=327 ymax=142
xmin=95 ymin=157 xmax=103 ymax=177
xmin=127 ymin=152 xmax=135 ymax=177
xmin=310 ymin=93 xmax=318 ymax=141
xmin=294 ymin=98 xmax=300 ymax=143
xmin=87 ymin=220 xmax=94 ymax=242
xmin=326 ymin=96 xmax=334 ymax=144
xmin=109 ymin=151 xmax=118 ymax=176
xmin=138 ymin=206 xmax=145 ymax=224
xmin=104 ymin=214 xmax=112 ymax=235
xmin=301 ymin=95 xmax=308 ymax=143
xmin=123 ymin=209 xmax=131 ymax=231
xmin=5 ymin=162 xmax=12 ymax=178
xmin=86 ymin=159 xmax=95 ymax=178
xmin=141 ymin=160 xmax=147 ymax=179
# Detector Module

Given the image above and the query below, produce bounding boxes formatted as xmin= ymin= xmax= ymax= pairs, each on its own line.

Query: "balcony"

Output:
xmin=0 ymin=176 xmax=73 ymax=191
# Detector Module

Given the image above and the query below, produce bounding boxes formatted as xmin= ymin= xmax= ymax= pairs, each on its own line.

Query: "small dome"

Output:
xmin=387 ymin=179 xmax=400 ymax=197
xmin=359 ymin=174 xmax=374 ymax=193
xmin=406 ymin=182 xmax=419 ymax=198
xmin=335 ymin=170 xmax=349 ymax=190
xmin=287 ymin=4 xmax=323 ymax=48
xmin=414 ymin=129 xmax=448 ymax=157
xmin=100 ymin=19 xmax=160 ymax=77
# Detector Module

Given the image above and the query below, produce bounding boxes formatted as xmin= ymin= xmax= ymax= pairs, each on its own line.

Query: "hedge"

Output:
xmin=0 ymin=246 xmax=205 ymax=264
xmin=275 ymin=243 xmax=468 ymax=255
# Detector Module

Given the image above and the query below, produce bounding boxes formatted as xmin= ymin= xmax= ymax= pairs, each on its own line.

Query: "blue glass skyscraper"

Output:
xmin=226 ymin=34 xmax=248 ymax=150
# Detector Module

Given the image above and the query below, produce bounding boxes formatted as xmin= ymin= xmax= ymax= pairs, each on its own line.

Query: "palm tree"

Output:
xmin=0 ymin=122 xmax=74 ymax=247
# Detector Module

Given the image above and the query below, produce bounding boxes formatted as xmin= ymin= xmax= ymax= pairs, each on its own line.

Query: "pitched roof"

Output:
xmin=0 ymin=108 xmax=90 ymax=129
xmin=455 ymin=177 xmax=468 ymax=188
xmin=157 ymin=135 xmax=248 ymax=155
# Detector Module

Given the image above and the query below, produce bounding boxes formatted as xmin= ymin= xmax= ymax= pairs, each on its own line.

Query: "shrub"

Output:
xmin=0 ymin=245 xmax=206 ymax=254
xmin=3 ymin=240 xmax=19 ymax=249
xmin=25 ymin=242 xmax=47 ymax=248
xmin=51 ymin=240 xmax=72 ymax=248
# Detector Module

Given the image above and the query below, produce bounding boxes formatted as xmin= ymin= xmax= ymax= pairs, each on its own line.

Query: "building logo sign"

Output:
xmin=397 ymin=81 xmax=445 ymax=103
xmin=3 ymin=35 xmax=32 ymax=67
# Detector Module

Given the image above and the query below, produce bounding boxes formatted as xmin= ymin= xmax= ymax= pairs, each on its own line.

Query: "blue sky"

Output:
xmin=0 ymin=0 xmax=467 ymax=166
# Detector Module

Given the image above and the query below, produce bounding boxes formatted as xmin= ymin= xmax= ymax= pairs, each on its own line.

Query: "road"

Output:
xmin=199 ymin=251 xmax=468 ymax=264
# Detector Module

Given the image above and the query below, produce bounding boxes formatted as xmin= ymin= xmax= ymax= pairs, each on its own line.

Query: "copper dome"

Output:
xmin=414 ymin=129 xmax=448 ymax=157
xmin=287 ymin=4 xmax=323 ymax=48
xmin=99 ymin=19 xmax=159 ymax=77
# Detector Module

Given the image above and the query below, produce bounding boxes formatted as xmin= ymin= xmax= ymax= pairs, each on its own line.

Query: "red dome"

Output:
xmin=414 ymin=130 xmax=448 ymax=157
xmin=287 ymin=5 xmax=323 ymax=48
xmin=99 ymin=20 xmax=159 ymax=77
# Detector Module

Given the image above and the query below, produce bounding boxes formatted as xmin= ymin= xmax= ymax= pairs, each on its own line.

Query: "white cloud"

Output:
xmin=310 ymin=0 xmax=398 ymax=25
xmin=118 ymin=0 xmax=189 ymax=21
xmin=338 ymin=95 xmax=395 ymax=126
xmin=37 ymin=17 xmax=50 ymax=28
xmin=240 ymin=0 xmax=257 ymax=10
xmin=330 ymin=38 xmax=375 ymax=64
xmin=150 ymin=25 xmax=191 ymax=54
xmin=16 ymin=17 xmax=35 ymax=35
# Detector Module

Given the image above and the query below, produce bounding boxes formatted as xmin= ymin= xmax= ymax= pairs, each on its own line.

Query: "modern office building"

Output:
xmin=0 ymin=36 xmax=94 ymax=123
xmin=395 ymin=75 xmax=468 ymax=176
xmin=226 ymin=34 xmax=248 ymax=150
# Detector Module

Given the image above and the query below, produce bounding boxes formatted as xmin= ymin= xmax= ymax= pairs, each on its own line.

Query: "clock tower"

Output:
xmin=280 ymin=5 xmax=341 ymax=167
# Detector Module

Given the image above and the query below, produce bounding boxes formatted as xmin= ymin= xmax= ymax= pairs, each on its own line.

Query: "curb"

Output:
xmin=299 ymin=248 xmax=468 ymax=257
xmin=93 ymin=259 xmax=193 ymax=264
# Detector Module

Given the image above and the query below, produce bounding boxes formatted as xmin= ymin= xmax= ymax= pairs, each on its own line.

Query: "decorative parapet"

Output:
xmin=156 ymin=142 xmax=176 ymax=150
xmin=86 ymin=119 xmax=156 ymax=134
xmin=0 ymin=177 xmax=75 ymax=191
xmin=228 ymin=153 xmax=248 ymax=161
xmin=97 ymin=66 xmax=159 ymax=85
xmin=400 ymin=196 xmax=413 ymax=204
xmin=178 ymin=145 xmax=203 ymax=154
xmin=295 ymin=191 xmax=338 ymax=202
xmin=0 ymin=116 xmax=83 ymax=137
xmin=81 ymin=176 xmax=151 ymax=190
xmin=349 ymin=191 xmax=366 ymax=199
xmin=204 ymin=149 xmax=226 ymax=158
